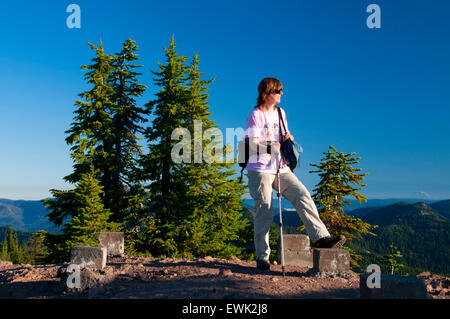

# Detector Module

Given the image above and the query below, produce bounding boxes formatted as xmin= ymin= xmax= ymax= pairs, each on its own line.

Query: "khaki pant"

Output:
xmin=247 ymin=170 xmax=330 ymax=261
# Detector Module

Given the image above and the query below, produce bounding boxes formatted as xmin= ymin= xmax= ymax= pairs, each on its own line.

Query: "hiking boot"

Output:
xmin=314 ymin=235 xmax=346 ymax=249
xmin=256 ymin=259 xmax=270 ymax=271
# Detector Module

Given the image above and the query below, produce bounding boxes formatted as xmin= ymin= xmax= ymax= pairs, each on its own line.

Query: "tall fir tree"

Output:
xmin=42 ymin=40 xmax=144 ymax=261
xmin=176 ymin=53 xmax=251 ymax=258
xmin=138 ymin=38 xmax=251 ymax=258
xmin=44 ymin=40 xmax=115 ymax=227
xmin=138 ymin=36 xmax=190 ymax=256
xmin=107 ymin=39 xmax=148 ymax=225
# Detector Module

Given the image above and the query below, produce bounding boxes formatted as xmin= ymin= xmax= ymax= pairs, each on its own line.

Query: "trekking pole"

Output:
xmin=276 ymin=151 xmax=285 ymax=277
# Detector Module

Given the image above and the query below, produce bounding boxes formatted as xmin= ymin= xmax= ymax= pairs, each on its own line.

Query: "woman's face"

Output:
xmin=265 ymin=88 xmax=283 ymax=105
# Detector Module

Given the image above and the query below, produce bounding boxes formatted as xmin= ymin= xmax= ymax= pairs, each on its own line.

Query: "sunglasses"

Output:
xmin=272 ymin=89 xmax=283 ymax=94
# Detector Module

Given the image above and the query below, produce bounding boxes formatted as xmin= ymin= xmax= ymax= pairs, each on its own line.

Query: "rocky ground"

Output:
xmin=0 ymin=256 xmax=448 ymax=299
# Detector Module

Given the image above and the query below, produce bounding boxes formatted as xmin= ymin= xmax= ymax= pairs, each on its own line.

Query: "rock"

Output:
xmin=0 ymin=260 xmax=13 ymax=267
xmin=219 ymin=269 xmax=232 ymax=276
xmin=417 ymin=272 xmax=431 ymax=278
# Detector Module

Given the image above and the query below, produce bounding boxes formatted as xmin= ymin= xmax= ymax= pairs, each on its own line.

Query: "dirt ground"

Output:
xmin=0 ymin=255 xmax=448 ymax=299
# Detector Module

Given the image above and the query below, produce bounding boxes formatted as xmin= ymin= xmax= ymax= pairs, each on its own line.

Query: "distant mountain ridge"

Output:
xmin=362 ymin=201 xmax=448 ymax=226
xmin=430 ymin=199 xmax=450 ymax=219
xmin=349 ymin=201 xmax=450 ymax=276
xmin=0 ymin=198 xmax=61 ymax=233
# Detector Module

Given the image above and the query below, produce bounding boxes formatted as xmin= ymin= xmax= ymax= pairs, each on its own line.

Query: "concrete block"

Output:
xmin=277 ymin=234 xmax=313 ymax=267
xmin=313 ymin=248 xmax=350 ymax=272
xmin=98 ymin=232 xmax=124 ymax=256
xmin=360 ymin=274 xmax=428 ymax=299
xmin=70 ymin=246 xmax=107 ymax=270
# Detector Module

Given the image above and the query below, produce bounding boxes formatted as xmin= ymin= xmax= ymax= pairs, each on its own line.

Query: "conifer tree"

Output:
xmin=7 ymin=227 xmax=20 ymax=263
xmin=44 ymin=40 xmax=115 ymax=227
xmin=378 ymin=242 xmax=405 ymax=275
xmin=18 ymin=244 xmax=32 ymax=264
xmin=0 ymin=238 xmax=8 ymax=261
xmin=138 ymin=36 xmax=190 ymax=256
xmin=40 ymin=166 xmax=120 ymax=262
xmin=105 ymin=39 xmax=148 ymax=223
xmin=138 ymin=38 xmax=251 ymax=258
xmin=63 ymin=165 xmax=120 ymax=249
xmin=43 ymin=40 xmax=149 ymax=258
xmin=28 ymin=232 xmax=47 ymax=265
xmin=308 ymin=145 xmax=377 ymax=267
xmin=176 ymin=53 xmax=250 ymax=258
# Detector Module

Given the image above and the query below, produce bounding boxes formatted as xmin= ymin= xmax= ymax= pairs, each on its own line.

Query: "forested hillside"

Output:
xmin=347 ymin=201 xmax=450 ymax=276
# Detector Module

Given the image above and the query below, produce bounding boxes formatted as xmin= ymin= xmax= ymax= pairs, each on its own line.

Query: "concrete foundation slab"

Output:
xmin=70 ymin=246 xmax=107 ymax=270
xmin=277 ymin=234 xmax=313 ymax=267
xmin=98 ymin=232 xmax=124 ymax=256
xmin=313 ymin=248 xmax=350 ymax=272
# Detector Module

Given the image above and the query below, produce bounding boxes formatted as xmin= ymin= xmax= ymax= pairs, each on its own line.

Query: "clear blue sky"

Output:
xmin=1 ymin=0 xmax=449 ymax=200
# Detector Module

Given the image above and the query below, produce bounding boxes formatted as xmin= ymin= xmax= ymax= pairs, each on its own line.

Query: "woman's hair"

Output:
xmin=255 ymin=77 xmax=283 ymax=107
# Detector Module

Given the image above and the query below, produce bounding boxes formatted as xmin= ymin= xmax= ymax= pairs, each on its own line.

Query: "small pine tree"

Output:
xmin=28 ymin=231 xmax=47 ymax=265
xmin=7 ymin=227 xmax=20 ymax=263
xmin=63 ymin=165 xmax=120 ymax=250
xmin=33 ymin=230 xmax=67 ymax=264
xmin=41 ymin=165 xmax=120 ymax=262
xmin=309 ymin=145 xmax=377 ymax=267
xmin=18 ymin=244 xmax=32 ymax=265
xmin=379 ymin=242 xmax=405 ymax=275
xmin=1 ymin=238 xmax=9 ymax=261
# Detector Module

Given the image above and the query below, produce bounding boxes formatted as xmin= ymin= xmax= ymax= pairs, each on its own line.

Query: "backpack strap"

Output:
xmin=277 ymin=106 xmax=287 ymax=140
xmin=239 ymin=166 xmax=245 ymax=183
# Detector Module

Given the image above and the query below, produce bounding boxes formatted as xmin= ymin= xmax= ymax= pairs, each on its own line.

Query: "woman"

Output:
xmin=245 ymin=77 xmax=346 ymax=271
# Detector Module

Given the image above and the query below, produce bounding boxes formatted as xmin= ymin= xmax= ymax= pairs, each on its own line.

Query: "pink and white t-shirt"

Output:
xmin=245 ymin=106 xmax=291 ymax=174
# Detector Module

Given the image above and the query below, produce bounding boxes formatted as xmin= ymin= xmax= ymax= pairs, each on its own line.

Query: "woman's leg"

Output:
xmin=247 ymin=170 xmax=276 ymax=261
xmin=273 ymin=171 xmax=330 ymax=243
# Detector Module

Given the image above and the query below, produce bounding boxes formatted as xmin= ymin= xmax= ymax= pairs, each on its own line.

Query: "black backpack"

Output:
xmin=277 ymin=106 xmax=302 ymax=172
